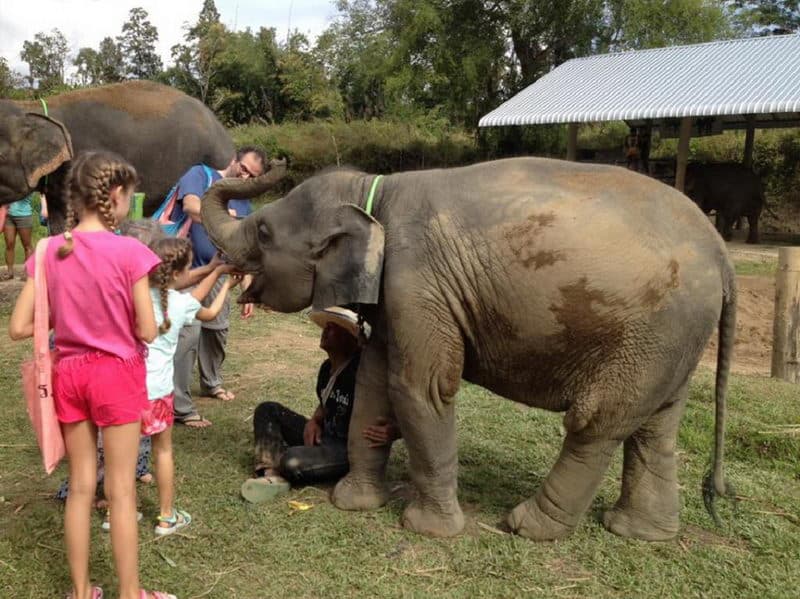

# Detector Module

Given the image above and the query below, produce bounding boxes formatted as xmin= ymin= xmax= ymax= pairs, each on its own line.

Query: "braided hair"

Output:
xmin=148 ymin=238 xmax=193 ymax=335
xmin=58 ymin=151 xmax=138 ymax=258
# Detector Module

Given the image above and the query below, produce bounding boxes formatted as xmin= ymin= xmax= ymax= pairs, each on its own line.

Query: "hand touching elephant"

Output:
xmin=0 ymin=81 xmax=235 ymax=232
xmin=201 ymin=157 xmax=735 ymax=542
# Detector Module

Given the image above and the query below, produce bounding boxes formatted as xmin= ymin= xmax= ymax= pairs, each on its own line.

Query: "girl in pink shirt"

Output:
xmin=9 ymin=151 xmax=175 ymax=599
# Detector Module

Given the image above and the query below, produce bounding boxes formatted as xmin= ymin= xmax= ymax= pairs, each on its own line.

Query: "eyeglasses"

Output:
xmin=238 ymin=161 xmax=255 ymax=178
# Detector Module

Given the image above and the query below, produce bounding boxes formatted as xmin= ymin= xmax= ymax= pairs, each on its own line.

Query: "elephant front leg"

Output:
xmin=603 ymin=386 xmax=687 ymax=541
xmin=508 ymin=434 xmax=619 ymax=540
xmin=332 ymin=341 xmax=392 ymax=511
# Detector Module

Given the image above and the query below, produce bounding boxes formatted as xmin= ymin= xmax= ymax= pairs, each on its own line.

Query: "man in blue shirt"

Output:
xmin=172 ymin=146 xmax=266 ymax=427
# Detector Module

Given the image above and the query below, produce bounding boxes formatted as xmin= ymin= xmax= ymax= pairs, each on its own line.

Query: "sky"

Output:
xmin=0 ymin=0 xmax=337 ymax=76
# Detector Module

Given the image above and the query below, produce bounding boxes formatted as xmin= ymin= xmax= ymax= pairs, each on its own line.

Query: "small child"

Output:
xmin=142 ymin=237 xmax=239 ymax=535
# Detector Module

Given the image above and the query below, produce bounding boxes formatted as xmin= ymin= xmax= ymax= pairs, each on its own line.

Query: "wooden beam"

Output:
xmin=743 ymin=115 xmax=756 ymax=170
xmin=566 ymin=123 xmax=578 ymax=161
xmin=771 ymin=248 xmax=800 ymax=383
xmin=674 ymin=117 xmax=693 ymax=192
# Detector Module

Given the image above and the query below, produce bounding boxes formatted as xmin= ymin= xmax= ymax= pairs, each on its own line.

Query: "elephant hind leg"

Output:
xmin=745 ymin=213 xmax=760 ymax=244
xmin=603 ymin=381 xmax=688 ymax=541
xmin=508 ymin=433 xmax=620 ymax=541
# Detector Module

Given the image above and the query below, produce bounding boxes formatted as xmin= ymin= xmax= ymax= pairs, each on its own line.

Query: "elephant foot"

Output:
xmin=602 ymin=506 xmax=678 ymax=541
xmin=507 ymin=498 xmax=576 ymax=541
xmin=401 ymin=499 xmax=464 ymax=537
xmin=331 ymin=474 xmax=389 ymax=511
xmin=745 ymin=235 xmax=760 ymax=245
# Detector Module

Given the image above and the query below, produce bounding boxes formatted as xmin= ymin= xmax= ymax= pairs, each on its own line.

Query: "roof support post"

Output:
xmin=566 ymin=123 xmax=578 ymax=161
xmin=771 ymin=248 xmax=800 ymax=382
xmin=674 ymin=117 xmax=693 ymax=193
xmin=743 ymin=115 xmax=756 ymax=170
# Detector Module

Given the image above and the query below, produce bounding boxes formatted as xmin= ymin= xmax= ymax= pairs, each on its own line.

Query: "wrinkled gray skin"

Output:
xmin=0 ymin=80 xmax=233 ymax=232
xmin=685 ymin=163 xmax=764 ymax=244
xmin=202 ymin=157 xmax=735 ymax=541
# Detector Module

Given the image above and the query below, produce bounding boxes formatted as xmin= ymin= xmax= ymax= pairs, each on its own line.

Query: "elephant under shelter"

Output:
xmin=200 ymin=156 xmax=735 ymax=542
xmin=0 ymin=81 xmax=235 ymax=232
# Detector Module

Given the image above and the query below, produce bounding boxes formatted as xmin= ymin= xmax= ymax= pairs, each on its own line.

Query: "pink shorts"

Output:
xmin=53 ymin=351 xmax=148 ymax=427
xmin=141 ymin=393 xmax=175 ymax=436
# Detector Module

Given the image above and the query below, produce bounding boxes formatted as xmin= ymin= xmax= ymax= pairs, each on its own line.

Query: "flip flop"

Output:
xmin=175 ymin=413 xmax=212 ymax=428
xmin=66 ymin=586 xmax=103 ymax=599
xmin=241 ymin=476 xmax=290 ymax=503
xmin=208 ymin=387 xmax=235 ymax=401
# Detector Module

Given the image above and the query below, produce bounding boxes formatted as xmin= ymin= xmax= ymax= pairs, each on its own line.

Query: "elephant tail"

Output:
xmin=702 ymin=266 xmax=737 ymax=525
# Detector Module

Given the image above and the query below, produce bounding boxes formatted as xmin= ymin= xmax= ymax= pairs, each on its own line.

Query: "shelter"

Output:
xmin=479 ymin=34 xmax=800 ymax=191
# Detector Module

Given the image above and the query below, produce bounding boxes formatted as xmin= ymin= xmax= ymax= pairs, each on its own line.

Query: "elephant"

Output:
xmin=684 ymin=163 xmax=764 ymax=244
xmin=0 ymin=80 xmax=234 ymax=231
xmin=200 ymin=157 xmax=735 ymax=542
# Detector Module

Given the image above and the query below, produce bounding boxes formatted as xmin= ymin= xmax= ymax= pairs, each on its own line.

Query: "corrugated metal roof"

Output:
xmin=479 ymin=34 xmax=800 ymax=127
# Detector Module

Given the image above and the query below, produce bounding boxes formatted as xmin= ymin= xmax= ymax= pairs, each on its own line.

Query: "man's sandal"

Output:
xmin=66 ymin=586 xmax=103 ymax=599
xmin=140 ymin=591 xmax=177 ymax=599
xmin=241 ymin=475 xmax=290 ymax=504
xmin=208 ymin=387 xmax=235 ymax=401
xmin=154 ymin=508 xmax=192 ymax=536
xmin=175 ymin=413 xmax=212 ymax=428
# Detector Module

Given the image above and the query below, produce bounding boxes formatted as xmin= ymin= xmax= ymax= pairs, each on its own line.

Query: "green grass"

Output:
xmin=735 ymin=261 xmax=778 ymax=276
xmin=1 ymin=293 xmax=799 ymax=598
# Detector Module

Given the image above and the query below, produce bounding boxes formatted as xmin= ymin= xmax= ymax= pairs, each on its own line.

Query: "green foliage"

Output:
xmin=118 ymin=7 xmax=163 ymax=79
xmin=19 ymin=29 xmax=69 ymax=92
xmin=731 ymin=0 xmax=800 ymax=35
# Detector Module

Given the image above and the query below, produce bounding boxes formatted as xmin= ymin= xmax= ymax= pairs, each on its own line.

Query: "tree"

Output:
xmin=0 ymin=57 xmax=17 ymax=96
xmin=732 ymin=1 xmax=800 ymax=34
xmin=20 ymin=29 xmax=69 ymax=90
xmin=74 ymin=47 xmax=101 ymax=86
xmin=97 ymin=37 xmax=125 ymax=83
xmin=118 ymin=7 xmax=163 ymax=79
xmin=278 ymin=32 xmax=344 ymax=120
xmin=170 ymin=0 xmax=227 ymax=103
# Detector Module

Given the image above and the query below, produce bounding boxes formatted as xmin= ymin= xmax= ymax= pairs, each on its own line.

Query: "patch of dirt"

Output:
xmin=0 ymin=273 xmax=24 ymax=305
xmin=701 ymin=274 xmax=774 ymax=376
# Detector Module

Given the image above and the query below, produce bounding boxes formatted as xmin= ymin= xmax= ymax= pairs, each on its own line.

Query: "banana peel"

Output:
xmin=288 ymin=500 xmax=313 ymax=514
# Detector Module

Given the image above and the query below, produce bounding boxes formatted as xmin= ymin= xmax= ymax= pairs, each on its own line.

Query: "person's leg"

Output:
xmin=253 ymin=402 xmax=307 ymax=475
xmin=3 ymin=222 xmax=16 ymax=278
xmin=151 ymin=429 xmax=174 ymax=520
xmin=173 ymin=323 xmax=209 ymax=426
xmin=198 ymin=326 xmax=230 ymax=399
xmin=102 ymin=422 xmax=143 ymax=599
xmin=280 ymin=442 xmax=350 ymax=485
xmin=136 ymin=436 xmax=152 ymax=483
xmin=62 ymin=420 xmax=99 ymax=599
xmin=18 ymin=223 xmax=33 ymax=263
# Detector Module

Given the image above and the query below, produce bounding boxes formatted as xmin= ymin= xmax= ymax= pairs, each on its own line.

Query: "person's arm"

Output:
xmin=183 ymin=193 xmax=202 ymax=223
xmin=39 ymin=194 xmax=48 ymax=219
xmin=8 ymin=278 xmax=35 ymax=340
xmin=190 ymin=264 xmax=235 ymax=303
xmin=175 ymin=256 xmax=232 ymax=291
xmin=240 ymin=274 xmax=255 ymax=319
xmin=195 ymin=275 xmax=241 ymax=322
xmin=132 ymin=275 xmax=157 ymax=343
xmin=303 ymin=405 xmax=325 ymax=446
xmin=362 ymin=416 xmax=401 ymax=448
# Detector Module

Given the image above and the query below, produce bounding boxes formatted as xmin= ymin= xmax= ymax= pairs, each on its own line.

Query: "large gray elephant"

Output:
xmin=201 ymin=157 xmax=735 ymax=541
xmin=0 ymin=81 xmax=234 ymax=230
xmin=685 ymin=163 xmax=764 ymax=244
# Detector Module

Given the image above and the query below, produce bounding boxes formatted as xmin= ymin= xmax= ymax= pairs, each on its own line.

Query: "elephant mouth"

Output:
xmin=238 ymin=271 xmax=266 ymax=305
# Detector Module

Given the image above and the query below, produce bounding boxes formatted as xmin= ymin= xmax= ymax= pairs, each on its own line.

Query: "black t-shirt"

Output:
xmin=315 ymin=352 xmax=361 ymax=443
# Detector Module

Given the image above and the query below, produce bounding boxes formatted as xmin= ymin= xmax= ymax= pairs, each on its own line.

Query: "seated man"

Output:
xmin=241 ymin=306 xmax=399 ymax=502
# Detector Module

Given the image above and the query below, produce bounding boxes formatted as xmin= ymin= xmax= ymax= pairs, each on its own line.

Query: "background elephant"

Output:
xmin=0 ymin=81 xmax=234 ymax=231
xmin=201 ymin=157 xmax=734 ymax=542
xmin=685 ymin=162 xmax=764 ymax=244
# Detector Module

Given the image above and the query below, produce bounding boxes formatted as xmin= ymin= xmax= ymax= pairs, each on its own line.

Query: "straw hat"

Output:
xmin=309 ymin=306 xmax=364 ymax=340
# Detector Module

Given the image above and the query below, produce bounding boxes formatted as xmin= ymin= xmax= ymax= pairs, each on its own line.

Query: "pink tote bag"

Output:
xmin=21 ymin=238 xmax=65 ymax=474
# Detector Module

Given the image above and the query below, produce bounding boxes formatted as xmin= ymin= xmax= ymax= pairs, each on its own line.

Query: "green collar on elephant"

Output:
xmin=364 ymin=175 xmax=383 ymax=216
xmin=40 ymin=98 xmax=49 ymax=116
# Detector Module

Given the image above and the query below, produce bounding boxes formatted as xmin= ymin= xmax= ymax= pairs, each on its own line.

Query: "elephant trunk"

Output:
xmin=200 ymin=159 xmax=287 ymax=265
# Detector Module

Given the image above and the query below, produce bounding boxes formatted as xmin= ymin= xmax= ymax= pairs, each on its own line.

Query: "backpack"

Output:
xmin=152 ymin=165 xmax=215 ymax=237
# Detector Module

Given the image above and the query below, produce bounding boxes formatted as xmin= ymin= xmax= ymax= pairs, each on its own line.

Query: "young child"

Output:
xmin=9 ymin=151 xmax=175 ymax=599
xmin=141 ymin=237 xmax=239 ymax=535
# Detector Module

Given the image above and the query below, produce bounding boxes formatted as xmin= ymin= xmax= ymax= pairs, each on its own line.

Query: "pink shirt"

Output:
xmin=27 ymin=231 xmax=161 ymax=360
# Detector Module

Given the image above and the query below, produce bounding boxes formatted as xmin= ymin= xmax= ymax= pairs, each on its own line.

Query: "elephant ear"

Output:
xmin=311 ymin=203 xmax=385 ymax=310
xmin=18 ymin=113 xmax=73 ymax=189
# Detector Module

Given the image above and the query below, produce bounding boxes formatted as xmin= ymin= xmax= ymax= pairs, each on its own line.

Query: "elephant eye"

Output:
xmin=257 ymin=222 xmax=271 ymax=245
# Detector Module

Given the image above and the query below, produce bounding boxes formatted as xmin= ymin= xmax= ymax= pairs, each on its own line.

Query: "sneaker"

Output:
xmin=102 ymin=510 xmax=143 ymax=532
xmin=241 ymin=475 xmax=290 ymax=503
